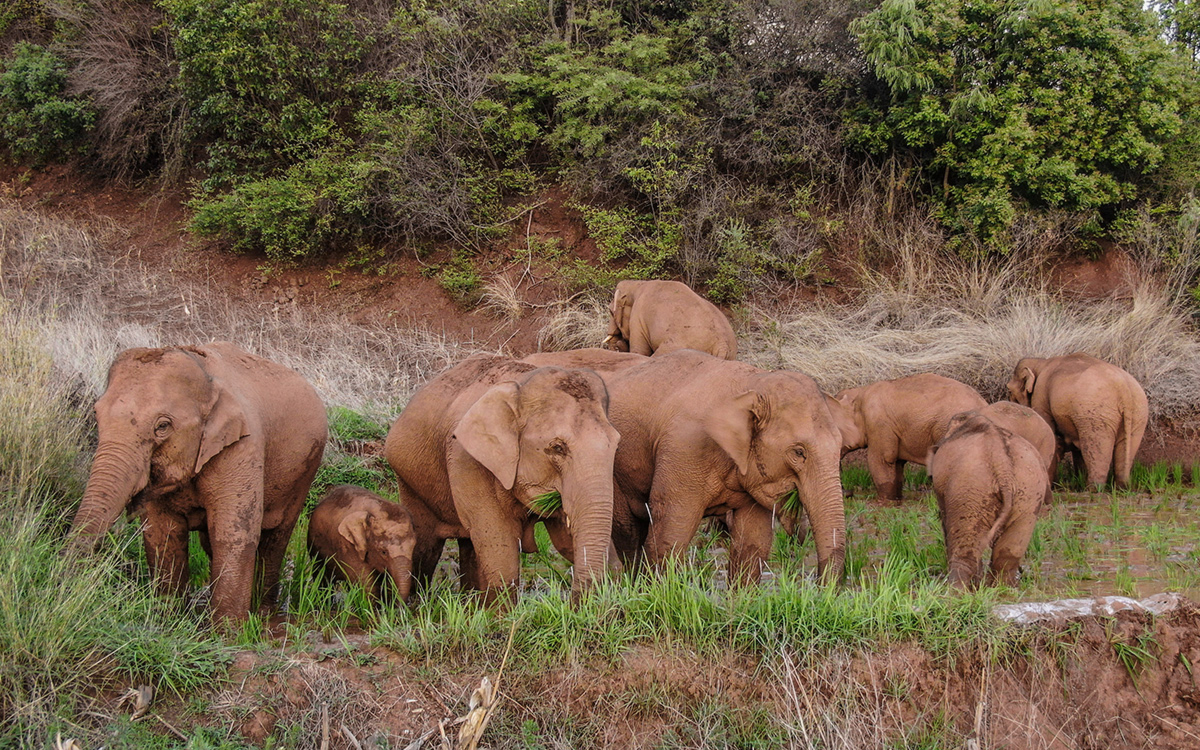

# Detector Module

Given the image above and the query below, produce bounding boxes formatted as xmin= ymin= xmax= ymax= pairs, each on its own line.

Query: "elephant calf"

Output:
xmin=948 ymin=402 xmax=1058 ymax=498
xmin=308 ymin=485 xmax=416 ymax=602
xmin=604 ymin=279 xmax=738 ymax=360
xmin=1007 ymin=353 xmax=1148 ymax=490
xmin=826 ymin=373 xmax=986 ymax=504
xmin=927 ymin=413 xmax=1048 ymax=588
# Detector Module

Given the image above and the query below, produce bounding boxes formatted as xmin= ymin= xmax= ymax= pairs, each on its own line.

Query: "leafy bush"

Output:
xmin=852 ymin=0 xmax=1184 ymax=248
xmin=162 ymin=0 xmax=368 ymax=189
xmin=190 ymin=149 xmax=375 ymax=260
xmin=0 ymin=43 xmax=94 ymax=162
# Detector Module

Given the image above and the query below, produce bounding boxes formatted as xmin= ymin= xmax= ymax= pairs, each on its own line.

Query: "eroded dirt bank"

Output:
xmin=97 ymin=598 xmax=1200 ymax=749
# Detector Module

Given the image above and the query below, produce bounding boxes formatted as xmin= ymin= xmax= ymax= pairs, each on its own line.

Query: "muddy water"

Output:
xmin=1024 ymin=489 xmax=1200 ymax=601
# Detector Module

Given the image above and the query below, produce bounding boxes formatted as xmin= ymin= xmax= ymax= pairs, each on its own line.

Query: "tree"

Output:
xmin=852 ymin=0 xmax=1184 ymax=248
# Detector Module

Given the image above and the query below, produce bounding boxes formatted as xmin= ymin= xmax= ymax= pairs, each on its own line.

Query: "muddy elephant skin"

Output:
xmin=948 ymin=402 xmax=1058 ymax=498
xmin=308 ymin=485 xmax=416 ymax=602
xmin=826 ymin=373 xmax=986 ymax=504
xmin=604 ymin=279 xmax=738 ymax=359
xmin=68 ymin=342 xmax=328 ymax=623
xmin=384 ymin=354 xmax=620 ymax=603
xmin=927 ymin=413 xmax=1049 ymax=588
xmin=528 ymin=349 xmax=846 ymax=584
xmin=1007 ymin=353 xmax=1148 ymax=490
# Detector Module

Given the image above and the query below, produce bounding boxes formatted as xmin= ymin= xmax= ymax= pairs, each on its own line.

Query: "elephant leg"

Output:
xmin=1067 ymin=445 xmax=1085 ymax=484
xmin=254 ymin=523 xmax=294 ymax=613
xmin=447 ymin=455 xmax=522 ymax=604
xmin=642 ymin=473 xmax=708 ymax=567
xmin=612 ymin=483 xmax=649 ymax=572
xmin=727 ymin=504 xmax=775 ymax=585
xmin=198 ymin=462 xmax=265 ymax=624
xmin=868 ymin=446 xmax=904 ymax=505
xmin=1080 ymin=429 xmax=1116 ymax=492
xmin=395 ymin=480 xmax=446 ymax=595
xmin=628 ymin=327 xmax=654 ymax=357
xmin=457 ymin=538 xmax=482 ymax=591
xmin=143 ymin=510 xmax=190 ymax=597
xmin=988 ymin=506 xmax=1038 ymax=588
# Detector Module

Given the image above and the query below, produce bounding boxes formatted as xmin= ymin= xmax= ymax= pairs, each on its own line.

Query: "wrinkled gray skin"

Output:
xmin=825 ymin=373 xmax=987 ymax=504
xmin=604 ymin=279 xmax=738 ymax=359
xmin=947 ymin=402 xmax=1057 ymax=504
xmin=308 ymin=485 xmax=416 ymax=602
xmin=526 ymin=349 xmax=846 ymax=584
xmin=384 ymin=355 xmax=620 ymax=604
xmin=68 ymin=343 xmax=327 ymax=624
xmin=927 ymin=414 xmax=1048 ymax=588
xmin=1007 ymin=353 xmax=1149 ymax=490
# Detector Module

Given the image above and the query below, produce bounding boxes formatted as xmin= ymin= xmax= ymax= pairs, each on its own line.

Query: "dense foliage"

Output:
xmin=1 ymin=0 xmax=1198 ymax=291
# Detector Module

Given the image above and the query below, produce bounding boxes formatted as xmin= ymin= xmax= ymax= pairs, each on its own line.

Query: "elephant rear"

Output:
xmin=929 ymin=415 xmax=1047 ymax=588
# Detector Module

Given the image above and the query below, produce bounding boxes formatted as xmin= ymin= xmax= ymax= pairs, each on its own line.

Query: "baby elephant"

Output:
xmin=926 ymin=414 xmax=1048 ymax=588
xmin=604 ymin=279 xmax=738 ymax=359
xmin=308 ymin=485 xmax=416 ymax=601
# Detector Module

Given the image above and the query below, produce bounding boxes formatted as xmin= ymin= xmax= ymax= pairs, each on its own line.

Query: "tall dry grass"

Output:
xmin=739 ymin=240 xmax=1200 ymax=420
xmin=0 ymin=198 xmax=484 ymax=422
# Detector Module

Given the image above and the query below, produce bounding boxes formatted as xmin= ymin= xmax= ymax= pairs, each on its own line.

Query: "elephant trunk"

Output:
xmin=799 ymin=460 xmax=846 ymax=584
xmin=561 ymin=463 xmax=616 ymax=598
xmin=69 ymin=440 xmax=151 ymax=552
xmin=386 ymin=556 xmax=414 ymax=603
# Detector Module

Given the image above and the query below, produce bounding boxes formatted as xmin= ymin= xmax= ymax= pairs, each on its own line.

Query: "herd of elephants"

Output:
xmin=64 ymin=280 xmax=1151 ymax=624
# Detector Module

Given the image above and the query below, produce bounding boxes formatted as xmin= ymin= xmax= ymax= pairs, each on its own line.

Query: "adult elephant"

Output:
xmin=825 ymin=373 xmax=987 ymax=504
xmin=526 ymin=349 xmax=845 ymax=584
xmin=604 ymin=279 xmax=738 ymax=360
xmin=384 ymin=355 xmax=620 ymax=603
xmin=67 ymin=343 xmax=327 ymax=623
xmin=1007 ymin=353 xmax=1148 ymax=490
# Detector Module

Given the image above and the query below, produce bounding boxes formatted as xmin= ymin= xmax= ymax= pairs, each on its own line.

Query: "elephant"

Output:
xmin=384 ymin=354 xmax=620 ymax=603
xmin=526 ymin=349 xmax=845 ymax=584
xmin=307 ymin=485 xmax=416 ymax=602
xmin=825 ymin=373 xmax=986 ymax=504
xmin=67 ymin=343 xmax=327 ymax=623
xmin=603 ymin=279 xmax=738 ymax=360
xmin=1006 ymin=353 xmax=1149 ymax=490
xmin=926 ymin=413 xmax=1048 ymax=587
xmin=947 ymin=401 xmax=1058 ymax=495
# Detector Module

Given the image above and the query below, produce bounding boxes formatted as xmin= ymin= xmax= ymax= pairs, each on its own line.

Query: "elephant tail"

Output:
xmin=981 ymin=474 xmax=1016 ymax=563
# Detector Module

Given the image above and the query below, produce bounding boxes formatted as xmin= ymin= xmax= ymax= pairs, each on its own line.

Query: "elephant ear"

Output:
xmin=706 ymin=390 xmax=766 ymax=476
xmin=610 ymin=283 xmax=633 ymax=338
xmin=337 ymin=510 xmax=372 ymax=561
xmin=195 ymin=380 xmax=249 ymax=473
xmin=455 ymin=382 xmax=522 ymax=490
xmin=1021 ymin=367 xmax=1036 ymax=396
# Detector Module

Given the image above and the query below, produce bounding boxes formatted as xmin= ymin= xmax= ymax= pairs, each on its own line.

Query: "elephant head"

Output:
xmin=69 ymin=347 xmax=247 ymax=549
xmin=706 ymin=371 xmax=846 ymax=581
xmin=824 ymin=390 xmax=866 ymax=455
xmin=337 ymin=508 xmax=417 ymax=601
xmin=1006 ymin=358 xmax=1043 ymax=406
xmin=453 ymin=367 xmax=620 ymax=594
xmin=603 ymin=280 xmax=638 ymax=348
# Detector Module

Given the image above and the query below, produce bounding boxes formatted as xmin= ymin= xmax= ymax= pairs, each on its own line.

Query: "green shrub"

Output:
xmin=851 ymin=0 xmax=1185 ymax=248
xmin=0 ymin=43 xmax=95 ymax=163
xmin=189 ymin=149 xmax=374 ymax=260
xmin=162 ymin=0 xmax=368 ymax=188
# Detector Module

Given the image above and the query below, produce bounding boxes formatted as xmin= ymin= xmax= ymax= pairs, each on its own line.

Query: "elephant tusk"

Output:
xmin=518 ymin=536 xmax=523 ymax=553
xmin=602 ymin=335 xmax=615 ymax=345
xmin=645 ymin=502 xmax=653 ymax=524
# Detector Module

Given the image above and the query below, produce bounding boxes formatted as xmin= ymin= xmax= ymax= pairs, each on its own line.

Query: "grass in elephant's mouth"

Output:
xmin=528 ymin=490 xmax=562 ymax=517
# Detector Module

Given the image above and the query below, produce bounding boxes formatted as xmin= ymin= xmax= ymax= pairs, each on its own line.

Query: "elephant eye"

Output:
xmin=790 ymin=445 xmax=807 ymax=460
xmin=545 ymin=440 xmax=569 ymax=458
xmin=154 ymin=418 xmax=173 ymax=436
